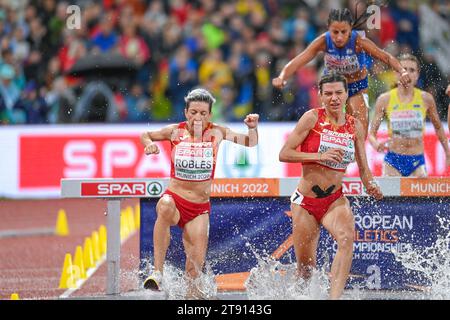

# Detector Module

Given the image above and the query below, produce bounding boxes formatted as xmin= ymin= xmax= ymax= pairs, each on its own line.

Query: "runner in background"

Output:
xmin=368 ymin=54 xmax=450 ymax=177
xmin=272 ymin=8 xmax=411 ymax=138
xmin=140 ymin=88 xmax=259 ymax=298
xmin=279 ymin=72 xmax=382 ymax=299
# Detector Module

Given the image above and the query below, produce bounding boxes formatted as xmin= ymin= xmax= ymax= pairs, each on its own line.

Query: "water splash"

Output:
xmin=243 ymin=242 xmax=330 ymax=299
xmin=138 ymin=258 xmax=217 ymax=300
xmin=392 ymin=215 xmax=450 ymax=299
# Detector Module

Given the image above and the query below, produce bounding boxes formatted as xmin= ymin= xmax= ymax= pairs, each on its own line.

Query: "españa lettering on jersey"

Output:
xmin=301 ymin=108 xmax=356 ymax=172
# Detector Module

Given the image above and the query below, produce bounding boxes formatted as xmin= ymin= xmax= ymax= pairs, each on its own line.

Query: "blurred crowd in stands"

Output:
xmin=0 ymin=0 xmax=449 ymax=124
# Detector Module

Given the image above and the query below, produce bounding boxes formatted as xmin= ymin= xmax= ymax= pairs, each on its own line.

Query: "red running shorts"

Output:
xmin=290 ymin=188 xmax=344 ymax=222
xmin=162 ymin=189 xmax=210 ymax=228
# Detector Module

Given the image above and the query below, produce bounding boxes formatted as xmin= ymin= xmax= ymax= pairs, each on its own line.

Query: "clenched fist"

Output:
xmin=398 ymin=71 xmax=412 ymax=87
xmin=272 ymin=77 xmax=287 ymax=89
xmin=244 ymin=113 xmax=259 ymax=129
xmin=144 ymin=143 xmax=160 ymax=155
xmin=365 ymin=180 xmax=383 ymax=200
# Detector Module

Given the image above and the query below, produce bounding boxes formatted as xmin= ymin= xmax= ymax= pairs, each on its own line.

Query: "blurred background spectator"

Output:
xmin=0 ymin=0 xmax=448 ymax=125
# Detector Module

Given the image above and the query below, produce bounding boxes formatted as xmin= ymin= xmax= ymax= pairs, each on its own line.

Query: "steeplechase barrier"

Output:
xmin=61 ymin=177 xmax=450 ymax=295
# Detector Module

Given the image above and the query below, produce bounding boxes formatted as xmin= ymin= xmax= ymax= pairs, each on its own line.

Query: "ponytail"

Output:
xmin=328 ymin=1 xmax=388 ymax=30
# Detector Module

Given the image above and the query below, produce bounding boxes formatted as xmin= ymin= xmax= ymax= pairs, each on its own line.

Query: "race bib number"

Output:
xmin=324 ymin=53 xmax=360 ymax=75
xmin=174 ymin=142 xmax=214 ymax=181
xmin=290 ymin=189 xmax=304 ymax=205
xmin=318 ymin=129 xmax=355 ymax=170
xmin=390 ymin=110 xmax=423 ymax=139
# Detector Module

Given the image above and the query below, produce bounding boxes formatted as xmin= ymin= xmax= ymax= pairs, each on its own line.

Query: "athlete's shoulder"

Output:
xmin=303 ymin=108 xmax=321 ymax=120
xmin=376 ymin=90 xmax=393 ymax=103
xmin=297 ymin=108 xmax=319 ymax=129
xmin=209 ymin=122 xmax=228 ymax=138
xmin=419 ymin=89 xmax=434 ymax=102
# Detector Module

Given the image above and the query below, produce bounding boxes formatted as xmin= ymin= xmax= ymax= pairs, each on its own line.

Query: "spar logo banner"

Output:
xmin=80 ymin=181 xmax=163 ymax=197
xmin=0 ymin=123 xmax=446 ymax=197
xmin=81 ymin=182 xmax=147 ymax=197
xmin=19 ymin=134 xmax=171 ymax=189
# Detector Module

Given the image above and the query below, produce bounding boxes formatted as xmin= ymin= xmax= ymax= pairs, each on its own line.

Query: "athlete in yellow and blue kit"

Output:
xmin=369 ymin=54 xmax=450 ymax=177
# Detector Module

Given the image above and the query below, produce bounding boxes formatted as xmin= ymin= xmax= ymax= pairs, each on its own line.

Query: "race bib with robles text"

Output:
xmin=173 ymin=141 xmax=214 ymax=181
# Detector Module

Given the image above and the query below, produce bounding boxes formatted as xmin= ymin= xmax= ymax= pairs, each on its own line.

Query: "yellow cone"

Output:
xmin=55 ymin=209 xmax=69 ymax=236
xmin=120 ymin=211 xmax=130 ymax=241
xmin=10 ymin=293 xmax=20 ymax=300
xmin=126 ymin=206 xmax=136 ymax=233
xmin=83 ymin=237 xmax=94 ymax=269
xmin=91 ymin=231 xmax=100 ymax=262
xmin=134 ymin=204 xmax=140 ymax=229
xmin=73 ymin=246 xmax=86 ymax=279
xmin=98 ymin=225 xmax=107 ymax=255
xmin=59 ymin=253 xmax=76 ymax=289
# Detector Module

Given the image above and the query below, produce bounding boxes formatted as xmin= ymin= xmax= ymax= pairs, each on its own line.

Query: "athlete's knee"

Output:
xmin=156 ymin=196 xmax=176 ymax=220
xmin=335 ymin=230 xmax=354 ymax=252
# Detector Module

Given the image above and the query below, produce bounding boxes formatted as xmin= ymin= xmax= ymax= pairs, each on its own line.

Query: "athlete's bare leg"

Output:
xmin=410 ymin=165 xmax=427 ymax=178
xmin=347 ymin=91 xmax=369 ymax=139
xmin=291 ymin=204 xmax=321 ymax=280
xmin=382 ymin=162 xmax=402 ymax=177
xmin=321 ymin=197 xmax=354 ymax=300
xmin=182 ymin=213 xmax=210 ymax=298
xmin=153 ymin=195 xmax=180 ymax=273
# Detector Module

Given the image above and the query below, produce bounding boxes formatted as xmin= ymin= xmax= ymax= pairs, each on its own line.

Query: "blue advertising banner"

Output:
xmin=140 ymin=196 xmax=450 ymax=290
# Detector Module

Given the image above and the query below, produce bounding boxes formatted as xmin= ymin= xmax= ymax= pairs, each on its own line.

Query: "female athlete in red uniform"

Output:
xmin=140 ymin=88 xmax=259 ymax=297
xmin=279 ymin=72 xmax=382 ymax=299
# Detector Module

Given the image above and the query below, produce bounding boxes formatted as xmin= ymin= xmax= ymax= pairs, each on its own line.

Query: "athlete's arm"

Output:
xmin=424 ymin=92 xmax=450 ymax=167
xmin=221 ymin=113 xmax=259 ymax=147
xmin=272 ymin=34 xmax=326 ymax=89
xmin=355 ymin=119 xmax=383 ymax=200
xmin=279 ymin=110 xmax=318 ymax=162
xmin=368 ymin=92 xmax=390 ymax=152
xmin=357 ymin=36 xmax=410 ymax=86
xmin=141 ymin=124 xmax=177 ymax=155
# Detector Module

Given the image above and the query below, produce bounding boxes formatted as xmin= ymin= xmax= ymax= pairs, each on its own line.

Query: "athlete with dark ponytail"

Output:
xmin=273 ymin=8 xmax=411 ymax=138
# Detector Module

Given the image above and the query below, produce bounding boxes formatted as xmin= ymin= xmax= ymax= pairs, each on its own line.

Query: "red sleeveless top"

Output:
xmin=170 ymin=122 xmax=218 ymax=181
xmin=301 ymin=108 xmax=356 ymax=172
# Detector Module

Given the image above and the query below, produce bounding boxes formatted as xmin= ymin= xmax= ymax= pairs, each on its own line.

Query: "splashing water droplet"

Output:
xmin=392 ymin=215 xmax=450 ymax=299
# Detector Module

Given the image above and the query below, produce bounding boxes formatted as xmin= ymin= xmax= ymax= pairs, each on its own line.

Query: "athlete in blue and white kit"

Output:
xmin=273 ymin=8 xmax=411 ymax=138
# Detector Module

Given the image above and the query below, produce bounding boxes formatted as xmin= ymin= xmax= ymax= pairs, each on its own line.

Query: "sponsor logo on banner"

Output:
xmin=342 ymin=180 xmax=364 ymax=195
xmin=81 ymin=182 xmax=146 ymax=196
xmin=19 ymin=135 xmax=171 ymax=189
xmin=400 ymin=178 xmax=450 ymax=196
xmin=9 ymin=124 xmax=449 ymax=196
xmin=147 ymin=182 xmax=163 ymax=196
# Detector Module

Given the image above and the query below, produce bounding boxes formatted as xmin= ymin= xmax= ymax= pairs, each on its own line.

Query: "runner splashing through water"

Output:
xmin=140 ymin=88 xmax=259 ymax=298
xmin=279 ymin=72 xmax=383 ymax=299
